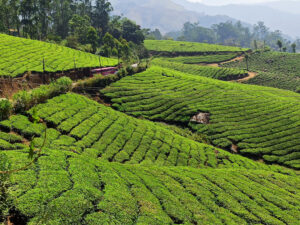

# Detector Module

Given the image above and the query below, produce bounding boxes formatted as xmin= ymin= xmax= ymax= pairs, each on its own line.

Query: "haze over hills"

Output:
xmin=174 ymin=0 xmax=300 ymax=37
xmin=109 ymin=0 xmax=244 ymax=33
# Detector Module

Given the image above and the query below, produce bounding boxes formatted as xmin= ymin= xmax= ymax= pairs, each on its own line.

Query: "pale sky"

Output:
xmin=187 ymin=0 xmax=300 ymax=6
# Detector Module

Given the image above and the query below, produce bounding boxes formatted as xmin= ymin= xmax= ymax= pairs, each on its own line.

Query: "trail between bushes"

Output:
xmin=235 ymin=71 xmax=258 ymax=82
xmin=203 ymin=55 xmax=258 ymax=82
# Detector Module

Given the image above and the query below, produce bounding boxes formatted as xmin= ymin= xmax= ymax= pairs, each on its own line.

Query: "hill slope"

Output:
xmin=0 ymin=84 xmax=299 ymax=224
xmin=102 ymin=66 xmax=300 ymax=169
xmin=4 ymin=150 xmax=300 ymax=224
xmin=0 ymin=34 xmax=117 ymax=77
xmin=145 ymin=40 xmax=248 ymax=54
xmin=1 ymin=93 xmax=275 ymax=170
xmin=110 ymin=0 xmax=240 ymax=33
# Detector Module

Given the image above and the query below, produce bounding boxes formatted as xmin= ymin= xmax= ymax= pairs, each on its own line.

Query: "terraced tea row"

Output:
xmin=145 ymin=40 xmax=248 ymax=54
xmin=223 ymin=51 xmax=300 ymax=92
xmin=4 ymin=149 xmax=300 ymax=224
xmin=102 ymin=67 xmax=300 ymax=169
xmin=0 ymin=93 xmax=279 ymax=171
xmin=243 ymin=72 xmax=300 ymax=92
xmin=162 ymin=53 xmax=239 ymax=64
xmin=152 ymin=58 xmax=248 ymax=81
xmin=0 ymin=34 xmax=118 ymax=77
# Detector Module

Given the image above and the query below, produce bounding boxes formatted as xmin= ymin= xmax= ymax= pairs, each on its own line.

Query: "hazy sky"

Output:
xmin=187 ymin=0 xmax=299 ymax=5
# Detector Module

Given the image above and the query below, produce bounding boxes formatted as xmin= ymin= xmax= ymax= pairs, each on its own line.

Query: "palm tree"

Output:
xmin=277 ymin=40 xmax=283 ymax=52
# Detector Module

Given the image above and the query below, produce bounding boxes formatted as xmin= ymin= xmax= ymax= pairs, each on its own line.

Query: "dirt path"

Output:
xmin=200 ymin=55 xmax=257 ymax=82
xmin=235 ymin=71 xmax=258 ymax=82
xmin=201 ymin=55 xmax=245 ymax=68
xmin=220 ymin=55 xmax=244 ymax=65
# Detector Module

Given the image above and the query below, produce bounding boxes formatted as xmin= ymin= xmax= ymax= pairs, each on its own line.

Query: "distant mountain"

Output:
xmin=109 ymin=0 xmax=243 ymax=33
xmin=173 ymin=0 xmax=300 ymax=37
xmin=261 ymin=1 xmax=300 ymax=15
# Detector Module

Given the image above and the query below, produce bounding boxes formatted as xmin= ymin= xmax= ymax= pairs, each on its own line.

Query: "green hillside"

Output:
xmin=102 ymin=66 xmax=300 ymax=169
xmin=0 ymin=34 xmax=118 ymax=77
xmin=223 ymin=51 xmax=300 ymax=92
xmin=152 ymin=58 xmax=248 ymax=81
xmin=145 ymin=40 xmax=248 ymax=53
xmin=161 ymin=53 xmax=239 ymax=64
xmin=1 ymin=93 xmax=276 ymax=170
xmin=2 ymin=92 xmax=299 ymax=224
xmin=4 ymin=150 xmax=299 ymax=224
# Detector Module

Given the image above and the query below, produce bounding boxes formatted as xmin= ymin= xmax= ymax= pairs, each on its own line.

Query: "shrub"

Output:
xmin=0 ymin=153 xmax=10 ymax=222
xmin=13 ymin=77 xmax=72 ymax=112
xmin=0 ymin=99 xmax=12 ymax=121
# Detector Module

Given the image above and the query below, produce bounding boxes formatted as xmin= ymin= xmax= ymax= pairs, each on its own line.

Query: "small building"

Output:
xmin=91 ymin=67 xmax=118 ymax=76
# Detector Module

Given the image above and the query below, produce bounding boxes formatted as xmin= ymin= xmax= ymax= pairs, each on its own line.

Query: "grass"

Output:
xmin=102 ymin=66 xmax=300 ymax=169
xmin=152 ymin=58 xmax=248 ymax=81
xmin=223 ymin=51 xmax=300 ymax=92
xmin=0 ymin=34 xmax=118 ymax=77
xmin=144 ymin=40 xmax=248 ymax=54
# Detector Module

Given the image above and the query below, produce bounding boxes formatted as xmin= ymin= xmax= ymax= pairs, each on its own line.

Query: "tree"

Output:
xmin=102 ymin=32 xmax=115 ymax=57
xmin=254 ymin=40 xmax=258 ymax=50
xmin=86 ymin=26 xmax=98 ymax=53
xmin=291 ymin=43 xmax=297 ymax=53
xmin=37 ymin=0 xmax=52 ymax=39
xmin=282 ymin=46 xmax=287 ymax=52
xmin=20 ymin=0 xmax=39 ymax=38
xmin=120 ymin=38 xmax=131 ymax=62
xmin=92 ymin=0 xmax=113 ymax=36
xmin=51 ymin=0 xmax=73 ymax=39
xmin=122 ymin=19 xmax=145 ymax=45
xmin=277 ymin=40 xmax=283 ymax=52
xmin=68 ymin=14 xmax=90 ymax=44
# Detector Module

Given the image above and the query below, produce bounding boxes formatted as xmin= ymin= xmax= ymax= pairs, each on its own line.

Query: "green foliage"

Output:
xmin=223 ymin=51 xmax=300 ymax=92
xmin=13 ymin=76 xmax=72 ymax=112
xmin=152 ymin=58 xmax=248 ymax=81
xmin=102 ymin=66 xmax=300 ymax=169
xmin=0 ymin=91 xmax=299 ymax=224
xmin=0 ymin=153 xmax=10 ymax=221
xmin=3 ymin=150 xmax=300 ymax=224
xmin=144 ymin=40 xmax=249 ymax=54
xmin=162 ymin=53 xmax=239 ymax=64
xmin=0 ymin=34 xmax=118 ymax=77
xmin=0 ymin=99 xmax=12 ymax=121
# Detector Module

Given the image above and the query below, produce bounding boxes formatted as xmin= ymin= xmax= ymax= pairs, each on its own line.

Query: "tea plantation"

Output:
xmin=102 ymin=66 xmax=300 ymax=169
xmin=0 ymin=34 xmax=118 ymax=77
xmin=2 ymin=92 xmax=299 ymax=223
xmin=152 ymin=58 xmax=248 ymax=81
xmin=223 ymin=51 xmax=300 ymax=92
xmin=3 ymin=150 xmax=299 ymax=224
xmin=1 ymin=93 xmax=278 ymax=170
xmin=1 ymin=37 xmax=300 ymax=224
xmin=162 ymin=53 xmax=239 ymax=64
xmin=144 ymin=40 xmax=248 ymax=54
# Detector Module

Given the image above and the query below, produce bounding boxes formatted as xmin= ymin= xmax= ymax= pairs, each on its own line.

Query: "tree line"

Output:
xmin=155 ymin=21 xmax=298 ymax=53
xmin=0 ymin=0 xmax=147 ymax=60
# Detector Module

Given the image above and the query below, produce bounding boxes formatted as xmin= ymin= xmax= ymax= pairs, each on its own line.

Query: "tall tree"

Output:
xmin=20 ymin=0 xmax=38 ymax=38
xmin=92 ymin=0 xmax=112 ymax=37
xmin=277 ymin=40 xmax=283 ymax=52
xmin=37 ymin=0 xmax=52 ymax=39
xmin=122 ymin=19 xmax=145 ymax=45
xmin=291 ymin=43 xmax=296 ymax=53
